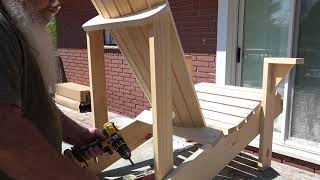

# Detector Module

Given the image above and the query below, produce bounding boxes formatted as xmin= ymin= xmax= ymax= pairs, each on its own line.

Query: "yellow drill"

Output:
xmin=64 ymin=122 xmax=134 ymax=168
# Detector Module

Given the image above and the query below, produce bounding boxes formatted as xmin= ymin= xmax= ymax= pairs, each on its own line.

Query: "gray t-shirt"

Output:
xmin=0 ymin=8 xmax=62 ymax=179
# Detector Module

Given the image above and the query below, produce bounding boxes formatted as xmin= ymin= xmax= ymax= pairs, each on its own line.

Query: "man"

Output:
xmin=0 ymin=0 xmax=106 ymax=179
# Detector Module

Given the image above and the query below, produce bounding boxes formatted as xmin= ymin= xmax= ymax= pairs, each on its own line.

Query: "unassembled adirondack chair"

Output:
xmin=82 ymin=0 xmax=304 ymax=179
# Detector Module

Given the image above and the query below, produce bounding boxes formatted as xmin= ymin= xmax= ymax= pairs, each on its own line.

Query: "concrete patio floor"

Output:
xmin=58 ymin=105 xmax=320 ymax=180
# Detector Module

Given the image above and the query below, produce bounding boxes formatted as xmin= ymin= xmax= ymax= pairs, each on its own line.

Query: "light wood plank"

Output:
xmin=196 ymin=92 xmax=260 ymax=110
xmin=150 ymin=13 xmax=173 ymax=179
xmin=113 ymin=0 xmax=133 ymax=16
xmin=165 ymin=109 xmax=261 ymax=180
xmin=135 ymin=110 xmax=223 ymax=145
xmin=199 ymin=100 xmax=253 ymax=118
xmin=101 ymin=0 xmax=120 ymax=17
xmin=195 ymin=84 xmax=262 ymax=101
xmin=173 ymin=127 xmax=223 ymax=145
xmin=128 ymin=0 xmax=149 ymax=11
xmin=55 ymin=82 xmax=90 ymax=103
xmin=55 ymin=95 xmax=89 ymax=112
xmin=87 ymin=30 xmax=107 ymax=129
xmin=205 ymin=118 xmax=237 ymax=135
xmin=202 ymin=110 xmax=244 ymax=125
xmin=196 ymin=82 xmax=262 ymax=94
xmin=264 ymin=58 xmax=304 ymax=64
xmin=147 ymin=0 xmax=165 ymax=7
xmin=90 ymin=0 xmax=109 ymax=17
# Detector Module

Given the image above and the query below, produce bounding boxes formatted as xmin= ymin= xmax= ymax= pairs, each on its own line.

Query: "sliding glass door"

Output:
xmin=291 ymin=0 xmax=320 ymax=145
xmin=237 ymin=0 xmax=292 ymax=134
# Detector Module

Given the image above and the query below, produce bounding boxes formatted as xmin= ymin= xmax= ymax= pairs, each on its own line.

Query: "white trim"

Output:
xmin=216 ymin=0 xmax=228 ymax=85
xmin=216 ymin=0 xmax=239 ymax=85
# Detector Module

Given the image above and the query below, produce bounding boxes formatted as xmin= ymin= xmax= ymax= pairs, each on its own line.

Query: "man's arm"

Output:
xmin=0 ymin=104 xmax=98 ymax=180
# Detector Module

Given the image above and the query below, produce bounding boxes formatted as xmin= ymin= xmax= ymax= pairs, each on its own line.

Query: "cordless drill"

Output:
xmin=64 ymin=122 xmax=134 ymax=168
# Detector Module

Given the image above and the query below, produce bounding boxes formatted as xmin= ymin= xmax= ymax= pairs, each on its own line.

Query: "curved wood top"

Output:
xmin=90 ymin=0 xmax=166 ymax=19
xmin=83 ymin=3 xmax=169 ymax=31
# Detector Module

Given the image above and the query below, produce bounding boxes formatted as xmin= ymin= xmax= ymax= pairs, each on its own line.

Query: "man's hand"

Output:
xmin=76 ymin=128 xmax=108 ymax=160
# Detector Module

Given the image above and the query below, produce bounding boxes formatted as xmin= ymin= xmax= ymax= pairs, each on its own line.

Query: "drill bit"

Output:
xmin=129 ymin=158 xmax=134 ymax=166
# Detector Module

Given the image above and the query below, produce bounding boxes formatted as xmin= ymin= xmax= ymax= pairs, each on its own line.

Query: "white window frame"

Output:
xmin=104 ymin=31 xmax=118 ymax=49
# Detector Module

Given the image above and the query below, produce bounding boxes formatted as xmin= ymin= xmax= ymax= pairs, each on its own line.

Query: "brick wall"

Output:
xmin=57 ymin=0 xmax=217 ymax=118
xmin=59 ymin=48 xmax=215 ymax=118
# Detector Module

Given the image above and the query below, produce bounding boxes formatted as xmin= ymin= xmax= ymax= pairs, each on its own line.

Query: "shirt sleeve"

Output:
xmin=0 ymin=19 xmax=23 ymax=107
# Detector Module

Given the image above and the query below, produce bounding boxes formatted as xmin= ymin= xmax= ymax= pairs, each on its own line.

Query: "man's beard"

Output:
xmin=2 ymin=0 xmax=59 ymax=93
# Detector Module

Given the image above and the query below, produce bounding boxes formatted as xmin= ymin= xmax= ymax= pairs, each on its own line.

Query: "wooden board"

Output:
xmin=87 ymin=30 xmax=108 ymax=129
xmin=196 ymin=92 xmax=260 ymax=110
xmin=55 ymin=94 xmax=90 ymax=112
xmin=55 ymin=82 xmax=90 ymax=103
xmin=135 ymin=110 xmax=223 ymax=145
xmin=150 ymin=13 xmax=173 ymax=179
xmin=198 ymin=100 xmax=253 ymax=118
xmin=86 ymin=1 xmax=205 ymax=127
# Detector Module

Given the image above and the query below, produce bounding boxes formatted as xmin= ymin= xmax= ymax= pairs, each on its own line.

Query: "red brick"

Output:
xmin=120 ymin=89 xmax=130 ymax=94
xmin=133 ymin=100 xmax=144 ymax=106
xmin=132 ymin=91 xmax=144 ymax=97
xmin=108 ymin=63 xmax=119 ymax=68
xmin=194 ymin=72 xmax=209 ymax=78
xmin=124 ymin=85 xmax=135 ymax=91
xmin=113 ymin=92 xmax=123 ymax=97
xmin=111 ymin=59 xmax=122 ymax=64
xmin=124 ymin=78 xmax=136 ymax=83
xmin=193 ymin=61 xmax=209 ymax=67
xmin=197 ymin=67 xmax=213 ymax=73
xmin=196 ymin=56 xmax=214 ymax=62
xmin=119 ymin=73 xmax=131 ymax=78
xmin=111 ymin=68 xmax=122 ymax=73
xmin=135 ymin=105 xmax=145 ymax=110
xmin=124 ymin=94 xmax=135 ymax=100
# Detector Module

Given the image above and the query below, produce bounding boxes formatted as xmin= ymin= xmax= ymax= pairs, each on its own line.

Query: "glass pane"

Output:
xmin=291 ymin=0 xmax=320 ymax=143
xmin=241 ymin=0 xmax=291 ymax=88
xmin=240 ymin=0 xmax=292 ymax=134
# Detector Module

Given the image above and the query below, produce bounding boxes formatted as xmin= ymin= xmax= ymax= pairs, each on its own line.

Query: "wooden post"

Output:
xmin=149 ymin=12 xmax=173 ymax=179
xmin=87 ymin=30 xmax=108 ymax=129
xmin=258 ymin=58 xmax=303 ymax=170
xmin=258 ymin=62 xmax=274 ymax=170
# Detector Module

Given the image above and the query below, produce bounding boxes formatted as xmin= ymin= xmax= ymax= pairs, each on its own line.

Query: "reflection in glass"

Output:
xmin=291 ymin=0 xmax=320 ymax=143
xmin=241 ymin=0 xmax=290 ymax=88
xmin=240 ymin=0 xmax=291 ymax=133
